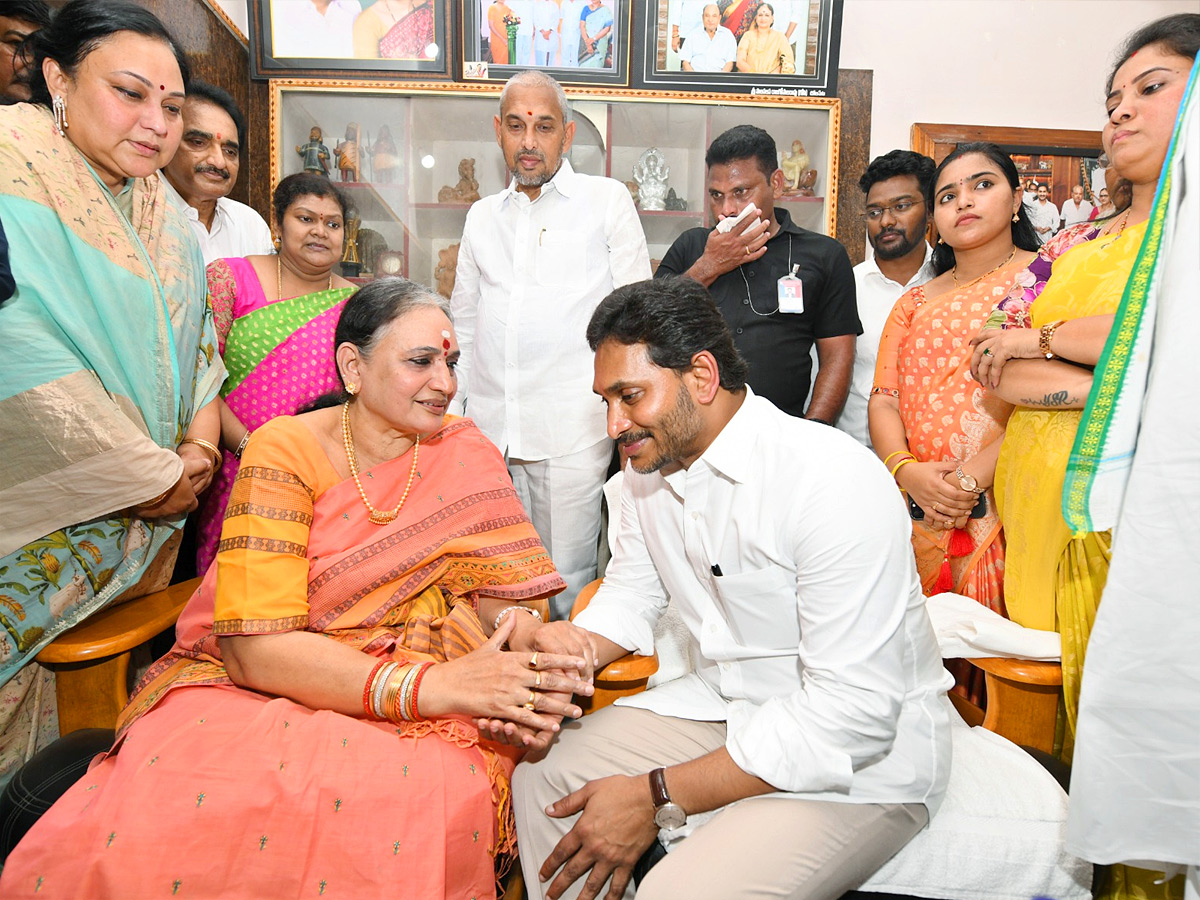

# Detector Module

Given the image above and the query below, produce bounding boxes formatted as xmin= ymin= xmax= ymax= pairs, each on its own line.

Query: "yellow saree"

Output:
xmin=994 ymin=220 xmax=1146 ymax=760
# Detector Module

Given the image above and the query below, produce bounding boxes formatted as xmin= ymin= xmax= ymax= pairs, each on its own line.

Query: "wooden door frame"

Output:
xmin=911 ymin=123 xmax=1102 ymax=164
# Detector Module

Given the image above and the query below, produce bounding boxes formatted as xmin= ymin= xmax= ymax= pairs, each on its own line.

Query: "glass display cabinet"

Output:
xmin=270 ymin=81 xmax=840 ymax=292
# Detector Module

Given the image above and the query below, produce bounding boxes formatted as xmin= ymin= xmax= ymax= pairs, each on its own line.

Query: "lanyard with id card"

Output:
xmin=778 ymin=263 xmax=804 ymax=314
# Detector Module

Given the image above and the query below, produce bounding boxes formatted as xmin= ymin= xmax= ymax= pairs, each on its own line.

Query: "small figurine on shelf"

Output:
xmin=633 ymin=148 xmax=669 ymax=211
xmin=296 ymin=126 xmax=331 ymax=176
xmin=435 ymin=243 xmax=460 ymax=298
xmin=780 ymin=139 xmax=817 ymax=194
xmin=341 ymin=212 xmax=362 ymax=277
xmin=357 ymin=227 xmax=387 ymax=275
xmin=367 ymin=125 xmax=400 ymax=184
xmin=336 ymin=123 xmax=361 ymax=183
xmin=664 ymin=188 xmax=687 ymax=211
xmin=796 ymin=168 xmax=818 ymax=197
xmin=437 ymin=158 xmax=481 ymax=204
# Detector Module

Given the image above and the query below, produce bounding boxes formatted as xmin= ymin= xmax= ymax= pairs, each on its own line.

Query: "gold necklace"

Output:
xmin=341 ymin=401 xmax=419 ymax=525
xmin=952 ymin=247 xmax=1016 ymax=290
xmin=1099 ymin=209 xmax=1132 ymax=249
xmin=277 ymin=254 xmax=333 ymax=302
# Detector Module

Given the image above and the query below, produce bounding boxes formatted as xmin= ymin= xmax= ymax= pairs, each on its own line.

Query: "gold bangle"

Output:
xmin=882 ymin=450 xmax=912 ymax=468
xmin=180 ymin=437 xmax=223 ymax=474
xmin=891 ymin=457 xmax=917 ymax=482
xmin=138 ymin=485 xmax=172 ymax=508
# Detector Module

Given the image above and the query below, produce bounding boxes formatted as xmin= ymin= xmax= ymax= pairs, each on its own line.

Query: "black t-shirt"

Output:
xmin=656 ymin=209 xmax=860 ymax=417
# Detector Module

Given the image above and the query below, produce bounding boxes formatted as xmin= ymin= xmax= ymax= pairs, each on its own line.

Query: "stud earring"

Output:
xmin=936 ymin=235 xmax=945 ymax=246
xmin=52 ymin=95 xmax=68 ymax=136
xmin=346 ymin=383 xmax=359 ymax=396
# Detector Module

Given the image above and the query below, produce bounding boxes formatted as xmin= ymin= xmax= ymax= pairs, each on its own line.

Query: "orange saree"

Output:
xmin=872 ymin=277 xmax=1016 ymax=612
xmin=0 ymin=415 xmax=565 ymax=899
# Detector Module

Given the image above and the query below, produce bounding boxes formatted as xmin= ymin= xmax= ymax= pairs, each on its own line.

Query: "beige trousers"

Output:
xmin=513 ymin=705 xmax=928 ymax=900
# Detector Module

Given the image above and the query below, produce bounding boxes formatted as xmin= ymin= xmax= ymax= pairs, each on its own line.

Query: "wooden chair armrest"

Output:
xmin=570 ymin=579 xmax=658 ymax=713
xmin=967 ymin=657 xmax=1063 ymax=686
xmin=37 ymin=577 xmax=200 ymax=665
xmin=963 ymin=657 xmax=1062 ymax=755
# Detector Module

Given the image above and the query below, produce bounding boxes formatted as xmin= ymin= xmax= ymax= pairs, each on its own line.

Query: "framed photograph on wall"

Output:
xmin=249 ymin=0 xmax=455 ymax=80
xmin=460 ymin=0 xmax=632 ymax=87
xmin=636 ymin=0 xmax=842 ymax=97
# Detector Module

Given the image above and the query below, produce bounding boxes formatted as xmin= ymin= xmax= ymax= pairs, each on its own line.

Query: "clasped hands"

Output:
xmin=468 ymin=617 xmax=601 ymax=751
xmin=896 ymin=460 xmax=977 ymax=530
xmin=969 ymin=323 xmax=1040 ymax=388
xmin=132 ymin=442 xmax=218 ymax=518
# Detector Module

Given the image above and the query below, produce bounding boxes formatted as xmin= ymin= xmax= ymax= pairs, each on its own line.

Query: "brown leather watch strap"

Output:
xmin=649 ymin=767 xmax=671 ymax=808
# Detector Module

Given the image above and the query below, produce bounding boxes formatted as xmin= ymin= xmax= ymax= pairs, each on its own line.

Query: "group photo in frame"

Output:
xmin=637 ymin=0 xmax=842 ymax=96
xmin=459 ymin=0 xmax=632 ymax=87
xmin=249 ymin=0 xmax=454 ymax=79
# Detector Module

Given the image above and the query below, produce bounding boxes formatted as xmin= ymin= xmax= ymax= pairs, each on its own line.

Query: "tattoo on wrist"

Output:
xmin=1021 ymin=390 xmax=1073 ymax=407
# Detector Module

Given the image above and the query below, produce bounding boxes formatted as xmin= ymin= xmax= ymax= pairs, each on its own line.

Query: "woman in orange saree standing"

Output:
xmin=870 ymin=143 xmax=1039 ymax=616
xmin=0 ymin=280 xmax=595 ymax=899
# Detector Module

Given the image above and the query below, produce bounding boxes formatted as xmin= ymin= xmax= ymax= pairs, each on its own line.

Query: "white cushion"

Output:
xmin=858 ymin=714 xmax=1092 ymax=900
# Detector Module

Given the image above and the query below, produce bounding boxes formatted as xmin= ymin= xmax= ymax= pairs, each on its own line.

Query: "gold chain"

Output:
xmin=1099 ymin=209 xmax=1132 ymax=249
xmin=952 ymin=247 xmax=1016 ymax=290
xmin=341 ymin=401 xmax=419 ymax=525
xmin=277 ymin=254 xmax=333 ymax=302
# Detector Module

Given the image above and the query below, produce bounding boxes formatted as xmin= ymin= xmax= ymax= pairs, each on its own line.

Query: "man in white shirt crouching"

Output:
xmin=160 ymin=81 xmax=273 ymax=265
xmin=512 ymin=276 xmax=952 ymax=900
xmin=450 ymin=71 xmax=651 ymax=619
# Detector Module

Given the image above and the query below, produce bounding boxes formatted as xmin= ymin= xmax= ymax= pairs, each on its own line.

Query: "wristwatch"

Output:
xmin=955 ymin=464 xmax=986 ymax=494
xmin=649 ymin=767 xmax=687 ymax=829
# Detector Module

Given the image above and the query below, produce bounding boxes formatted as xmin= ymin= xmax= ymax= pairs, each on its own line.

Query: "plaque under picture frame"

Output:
xmin=249 ymin=0 xmax=455 ymax=80
xmin=637 ymin=0 xmax=843 ymax=97
xmin=460 ymin=0 xmax=632 ymax=87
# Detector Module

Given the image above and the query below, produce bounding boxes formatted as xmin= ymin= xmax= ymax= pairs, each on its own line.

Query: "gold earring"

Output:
xmin=346 ymin=383 xmax=359 ymax=396
xmin=52 ymin=95 xmax=68 ymax=135
xmin=1012 ymin=211 xmax=1020 ymax=223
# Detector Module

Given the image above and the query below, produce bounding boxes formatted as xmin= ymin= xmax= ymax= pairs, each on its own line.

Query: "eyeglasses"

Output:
xmin=863 ymin=200 xmax=921 ymax=221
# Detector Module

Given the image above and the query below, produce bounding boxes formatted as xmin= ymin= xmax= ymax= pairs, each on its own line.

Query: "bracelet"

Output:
xmin=371 ymin=662 xmax=398 ymax=720
xmin=234 ymin=430 xmax=252 ymax=460
xmin=362 ymin=659 xmax=389 ymax=719
xmin=493 ymin=604 xmax=542 ymax=631
xmin=890 ymin=457 xmax=917 ymax=482
xmin=882 ymin=450 xmax=912 ymax=468
xmin=382 ymin=664 xmax=413 ymax=723
xmin=1039 ymin=320 xmax=1066 ymax=359
xmin=397 ymin=664 xmax=422 ymax=722
xmin=409 ymin=662 xmax=433 ymax=721
xmin=180 ymin=437 xmax=223 ymax=474
xmin=138 ymin=485 xmax=173 ymax=509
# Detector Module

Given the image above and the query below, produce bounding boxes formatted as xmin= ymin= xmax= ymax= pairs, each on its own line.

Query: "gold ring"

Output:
xmin=933 ymin=502 xmax=940 ymax=513
xmin=535 ymin=670 xmax=542 ymax=688
xmin=523 ymin=692 xmax=536 ymax=712
xmin=528 ymin=652 xmax=538 ymax=670
xmin=745 ymin=245 xmax=751 ymax=255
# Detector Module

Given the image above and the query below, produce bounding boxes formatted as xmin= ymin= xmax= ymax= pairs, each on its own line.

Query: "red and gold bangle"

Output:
xmin=409 ymin=662 xmax=434 ymax=721
xmin=882 ymin=450 xmax=912 ymax=468
xmin=370 ymin=662 xmax=398 ymax=720
xmin=362 ymin=659 xmax=388 ymax=719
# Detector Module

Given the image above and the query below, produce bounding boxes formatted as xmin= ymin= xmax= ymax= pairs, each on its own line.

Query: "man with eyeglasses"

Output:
xmin=840 ymin=150 xmax=937 ymax=448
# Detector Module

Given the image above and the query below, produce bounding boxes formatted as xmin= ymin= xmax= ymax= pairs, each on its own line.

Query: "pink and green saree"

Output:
xmin=196 ymin=257 xmax=353 ymax=573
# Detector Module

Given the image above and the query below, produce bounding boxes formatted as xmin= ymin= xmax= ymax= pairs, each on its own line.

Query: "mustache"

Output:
xmin=194 ymin=164 xmax=231 ymax=180
xmin=617 ymin=430 xmax=652 ymax=447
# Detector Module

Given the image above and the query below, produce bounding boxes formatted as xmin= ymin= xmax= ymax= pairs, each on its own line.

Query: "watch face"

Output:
xmin=653 ymin=802 xmax=687 ymax=830
xmin=957 ymin=468 xmax=978 ymax=492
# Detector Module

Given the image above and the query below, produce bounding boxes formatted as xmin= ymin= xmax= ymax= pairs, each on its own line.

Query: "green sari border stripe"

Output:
xmin=1062 ymin=60 xmax=1198 ymax=535
xmin=222 ymin=287 xmax=354 ymax=394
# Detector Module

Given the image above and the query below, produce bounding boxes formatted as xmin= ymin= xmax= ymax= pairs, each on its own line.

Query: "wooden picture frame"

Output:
xmin=460 ymin=0 xmax=633 ymax=87
xmin=249 ymin=0 xmax=455 ymax=80
xmin=636 ymin=0 xmax=842 ymax=97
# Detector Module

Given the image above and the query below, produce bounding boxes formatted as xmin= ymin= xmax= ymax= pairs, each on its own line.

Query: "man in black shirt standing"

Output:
xmin=656 ymin=125 xmax=859 ymax=421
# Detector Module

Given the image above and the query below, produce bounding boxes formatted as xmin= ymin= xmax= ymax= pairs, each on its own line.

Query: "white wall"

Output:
xmin=214 ymin=0 xmax=249 ymax=38
xmin=839 ymin=0 xmax=1199 ymax=160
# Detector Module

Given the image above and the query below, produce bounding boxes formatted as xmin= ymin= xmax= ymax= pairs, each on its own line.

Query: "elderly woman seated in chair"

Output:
xmin=0 ymin=279 xmax=598 ymax=899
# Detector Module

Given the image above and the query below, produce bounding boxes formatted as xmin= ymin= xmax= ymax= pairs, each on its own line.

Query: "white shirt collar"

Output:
xmin=504 ymin=157 xmax=578 ymax=203
xmin=159 ymin=171 xmax=230 ymax=231
xmin=662 ymin=388 xmax=762 ymax=494
xmin=861 ymin=242 xmax=935 ymax=288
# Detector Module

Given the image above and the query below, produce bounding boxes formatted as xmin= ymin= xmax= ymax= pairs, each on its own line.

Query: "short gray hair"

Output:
xmin=499 ymin=70 xmax=571 ymax=125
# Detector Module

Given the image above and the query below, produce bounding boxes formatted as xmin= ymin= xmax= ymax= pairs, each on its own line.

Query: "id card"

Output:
xmin=778 ymin=274 xmax=804 ymax=313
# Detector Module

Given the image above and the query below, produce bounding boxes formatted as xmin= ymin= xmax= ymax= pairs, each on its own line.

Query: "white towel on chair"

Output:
xmin=926 ymin=592 xmax=1061 ymax=661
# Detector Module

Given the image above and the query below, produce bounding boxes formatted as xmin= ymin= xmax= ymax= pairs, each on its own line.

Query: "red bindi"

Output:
xmin=526 ymin=110 xmax=533 ymax=116
xmin=160 ymin=85 xmax=165 ymax=91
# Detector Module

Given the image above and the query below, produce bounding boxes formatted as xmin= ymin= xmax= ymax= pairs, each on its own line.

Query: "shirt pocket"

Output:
xmin=713 ymin=564 xmax=799 ymax=652
xmin=535 ymin=231 xmax=588 ymax=288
